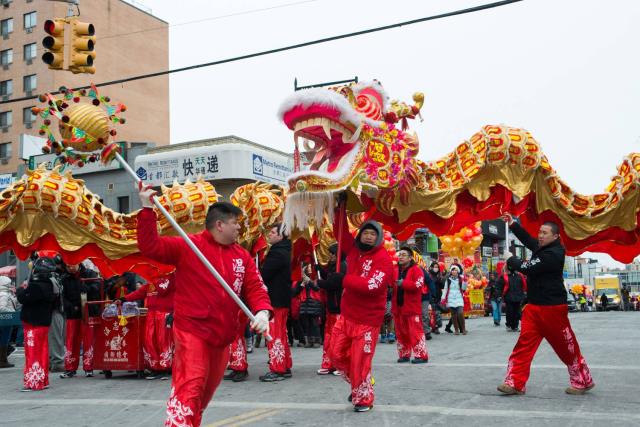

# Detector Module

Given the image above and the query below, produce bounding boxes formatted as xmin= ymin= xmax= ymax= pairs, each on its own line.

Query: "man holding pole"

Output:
xmin=137 ymin=186 xmax=272 ymax=427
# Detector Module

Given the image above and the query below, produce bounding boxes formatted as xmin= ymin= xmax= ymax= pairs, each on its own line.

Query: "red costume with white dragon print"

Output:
xmin=137 ymin=187 xmax=272 ymax=427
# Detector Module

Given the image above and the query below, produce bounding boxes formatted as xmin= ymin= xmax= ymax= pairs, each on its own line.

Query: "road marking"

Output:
xmin=1 ymin=399 xmax=638 ymax=422
xmin=225 ymin=409 xmax=281 ymax=426
xmin=206 ymin=409 xmax=280 ymax=427
xmin=293 ymin=362 xmax=640 ymax=370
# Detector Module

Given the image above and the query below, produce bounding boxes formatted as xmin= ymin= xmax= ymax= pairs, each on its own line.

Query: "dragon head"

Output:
xmin=279 ymin=80 xmax=425 ymax=230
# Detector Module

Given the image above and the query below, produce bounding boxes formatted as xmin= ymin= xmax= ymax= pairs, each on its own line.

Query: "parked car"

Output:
xmin=567 ymin=293 xmax=578 ymax=312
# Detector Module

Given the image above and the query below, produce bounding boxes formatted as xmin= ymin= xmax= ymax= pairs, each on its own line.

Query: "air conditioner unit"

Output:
xmin=1 ymin=0 xmax=10 ymax=8
xmin=1 ymin=65 xmax=8 ymax=70
xmin=25 ymin=122 xmax=32 ymax=129
xmin=25 ymin=27 xmax=33 ymax=34
xmin=1 ymin=95 xmax=8 ymax=101
xmin=1 ymin=126 xmax=8 ymax=133
xmin=0 ymin=158 xmax=9 ymax=165
xmin=26 ymin=58 xmax=32 ymax=65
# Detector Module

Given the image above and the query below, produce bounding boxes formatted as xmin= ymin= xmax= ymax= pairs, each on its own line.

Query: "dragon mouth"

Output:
xmin=293 ymin=116 xmax=362 ymax=176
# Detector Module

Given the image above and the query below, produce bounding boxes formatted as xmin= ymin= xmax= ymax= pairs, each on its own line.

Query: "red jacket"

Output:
xmin=335 ymin=219 xmax=394 ymax=327
xmin=124 ymin=274 xmax=175 ymax=312
xmin=392 ymin=262 xmax=424 ymax=316
xmin=137 ymin=208 xmax=272 ymax=347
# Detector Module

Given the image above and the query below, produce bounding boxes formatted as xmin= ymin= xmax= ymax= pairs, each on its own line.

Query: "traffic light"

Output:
xmin=69 ymin=20 xmax=96 ymax=74
xmin=42 ymin=19 xmax=65 ymax=70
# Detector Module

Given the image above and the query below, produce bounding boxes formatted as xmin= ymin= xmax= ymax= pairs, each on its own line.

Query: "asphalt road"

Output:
xmin=1 ymin=311 xmax=638 ymax=426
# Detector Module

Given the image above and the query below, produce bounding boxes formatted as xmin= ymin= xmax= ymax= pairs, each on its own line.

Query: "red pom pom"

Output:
xmin=51 ymin=142 xmax=59 ymax=148
xmin=73 ymin=97 xmax=80 ymax=103
xmin=38 ymin=95 xmax=47 ymax=103
xmin=61 ymin=103 xmax=68 ymax=109
xmin=44 ymin=119 xmax=51 ymax=126
xmin=92 ymin=99 xmax=100 ymax=106
xmin=104 ymin=96 xmax=111 ymax=102
xmin=80 ymin=89 xmax=87 ymax=96
xmin=110 ymin=129 xmax=117 ymax=136
xmin=120 ymin=105 xmax=127 ymax=112
xmin=97 ymin=137 xmax=104 ymax=144
xmin=77 ymin=161 xmax=84 ymax=167
xmin=42 ymin=146 xmax=50 ymax=154
xmin=62 ymin=115 xmax=70 ymax=123
xmin=38 ymin=129 xmax=46 ymax=136
xmin=119 ymin=118 xmax=126 ymax=124
xmin=89 ymin=156 xmax=96 ymax=162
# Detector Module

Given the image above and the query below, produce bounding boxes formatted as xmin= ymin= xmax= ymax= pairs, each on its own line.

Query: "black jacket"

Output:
xmin=260 ymin=239 xmax=292 ymax=308
xmin=16 ymin=278 xmax=55 ymax=326
xmin=316 ymin=260 xmax=346 ymax=314
xmin=486 ymin=279 xmax=502 ymax=301
xmin=428 ymin=271 xmax=446 ymax=301
xmin=497 ymin=272 xmax=526 ymax=303
xmin=508 ymin=222 xmax=567 ymax=305
xmin=62 ymin=266 xmax=100 ymax=319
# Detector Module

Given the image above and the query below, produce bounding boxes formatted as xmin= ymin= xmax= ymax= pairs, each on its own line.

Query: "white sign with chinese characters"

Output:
xmin=134 ymin=144 xmax=293 ymax=186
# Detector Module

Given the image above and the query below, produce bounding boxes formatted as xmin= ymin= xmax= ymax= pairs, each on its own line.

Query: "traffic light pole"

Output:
xmin=110 ymin=150 xmax=272 ymax=341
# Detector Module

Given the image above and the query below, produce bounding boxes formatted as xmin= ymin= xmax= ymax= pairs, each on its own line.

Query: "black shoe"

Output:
xmin=445 ymin=327 xmax=453 ymax=334
xmin=145 ymin=371 xmax=161 ymax=380
xmin=354 ymin=405 xmax=373 ymax=412
xmin=425 ymin=333 xmax=432 ymax=341
xmin=397 ymin=357 xmax=410 ymax=363
xmin=411 ymin=358 xmax=429 ymax=364
xmin=347 ymin=394 xmax=353 ymax=402
xmin=223 ymin=370 xmax=238 ymax=381
xmin=432 ymin=329 xmax=440 ymax=335
xmin=232 ymin=370 xmax=248 ymax=382
xmin=7 ymin=345 xmax=15 ymax=356
xmin=259 ymin=371 xmax=284 ymax=382
xmin=494 ymin=322 xmax=500 ymax=326
xmin=60 ymin=370 xmax=76 ymax=379
xmin=84 ymin=370 xmax=94 ymax=378
xmin=282 ymin=369 xmax=292 ymax=378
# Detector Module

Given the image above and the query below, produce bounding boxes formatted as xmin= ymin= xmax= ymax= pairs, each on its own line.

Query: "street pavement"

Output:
xmin=1 ymin=311 xmax=639 ymax=426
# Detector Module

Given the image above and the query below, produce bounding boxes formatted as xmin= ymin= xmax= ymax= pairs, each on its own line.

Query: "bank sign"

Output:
xmin=134 ymin=144 xmax=293 ymax=186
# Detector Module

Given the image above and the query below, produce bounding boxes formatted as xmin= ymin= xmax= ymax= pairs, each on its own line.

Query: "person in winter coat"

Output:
xmin=329 ymin=218 xmax=394 ymax=413
xmin=59 ymin=263 xmax=100 ymax=379
xmin=293 ymin=264 xmax=323 ymax=348
xmin=137 ymin=185 xmax=272 ymax=427
xmin=486 ymin=272 xmax=503 ymax=326
xmin=392 ymin=247 xmax=429 ymax=364
xmin=498 ymin=213 xmax=593 ymax=397
xmin=427 ymin=262 xmax=445 ymax=334
xmin=441 ymin=265 xmax=468 ymax=335
xmin=16 ymin=256 xmax=57 ymax=391
xmin=315 ymin=243 xmax=345 ymax=375
xmin=122 ymin=273 xmax=176 ymax=379
xmin=0 ymin=275 xmax=18 ymax=368
xmin=498 ymin=258 xmax=527 ymax=332
xmin=258 ymin=223 xmax=293 ymax=382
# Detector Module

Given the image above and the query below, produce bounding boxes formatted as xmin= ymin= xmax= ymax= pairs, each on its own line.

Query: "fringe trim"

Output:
xmin=283 ymin=191 xmax=336 ymax=232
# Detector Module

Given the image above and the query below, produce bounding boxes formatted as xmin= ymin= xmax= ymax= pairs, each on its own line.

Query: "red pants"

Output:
xmin=227 ymin=314 xmax=248 ymax=372
xmin=165 ymin=326 xmax=229 ymax=427
xmin=23 ymin=322 xmax=49 ymax=390
xmin=329 ymin=317 xmax=379 ymax=406
xmin=504 ymin=304 xmax=593 ymax=392
xmin=267 ymin=307 xmax=292 ymax=374
xmin=64 ymin=319 xmax=95 ymax=372
xmin=143 ymin=310 xmax=174 ymax=371
xmin=395 ymin=314 xmax=428 ymax=360
xmin=321 ymin=313 xmax=339 ymax=370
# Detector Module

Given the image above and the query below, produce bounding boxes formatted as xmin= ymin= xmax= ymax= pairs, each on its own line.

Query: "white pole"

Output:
xmin=114 ymin=152 xmax=271 ymax=340
xmin=505 ymin=221 xmax=510 ymax=257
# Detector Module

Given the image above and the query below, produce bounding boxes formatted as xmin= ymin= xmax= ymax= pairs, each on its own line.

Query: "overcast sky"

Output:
xmin=134 ymin=0 xmax=640 ymax=267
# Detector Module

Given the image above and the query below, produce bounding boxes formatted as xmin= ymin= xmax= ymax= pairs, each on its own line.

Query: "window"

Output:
xmin=23 ymin=74 xmax=36 ymax=92
xmin=0 ymin=80 xmax=11 ymax=96
xmin=0 ymin=49 xmax=13 ymax=66
xmin=0 ymin=142 xmax=11 ymax=159
xmin=23 ymin=43 xmax=36 ymax=61
xmin=23 ymin=11 xmax=36 ymax=30
xmin=0 ymin=111 xmax=11 ymax=128
xmin=117 ymin=196 xmax=130 ymax=214
xmin=23 ymin=106 xmax=35 ymax=124
xmin=1 ymin=18 xmax=12 ymax=37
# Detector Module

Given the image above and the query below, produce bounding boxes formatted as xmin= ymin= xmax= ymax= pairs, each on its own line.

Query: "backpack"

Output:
xmin=503 ymin=272 xmax=527 ymax=303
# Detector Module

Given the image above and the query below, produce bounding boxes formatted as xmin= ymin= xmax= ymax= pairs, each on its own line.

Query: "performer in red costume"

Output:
xmin=498 ymin=213 xmax=594 ymax=396
xmin=137 ymin=185 xmax=272 ymax=427
xmin=122 ymin=273 xmax=176 ymax=379
xmin=329 ymin=219 xmax=394 ymax=412
xmin=393 ymin=247 xmax=429 ymax=364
